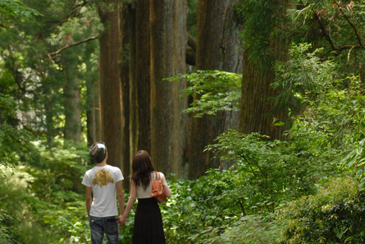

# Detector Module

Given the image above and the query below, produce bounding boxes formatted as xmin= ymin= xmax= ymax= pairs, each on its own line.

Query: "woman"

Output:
xmin=119 ymin=150 xmax=172 ymax=244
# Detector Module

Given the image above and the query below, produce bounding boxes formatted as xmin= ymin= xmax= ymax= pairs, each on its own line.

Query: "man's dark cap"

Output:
xmin=89 ymin=141 xmax=107 ymax=163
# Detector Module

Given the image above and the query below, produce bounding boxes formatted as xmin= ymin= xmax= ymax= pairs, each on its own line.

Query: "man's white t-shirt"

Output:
xmin=82 ymin=165 xmax=124 ymax=217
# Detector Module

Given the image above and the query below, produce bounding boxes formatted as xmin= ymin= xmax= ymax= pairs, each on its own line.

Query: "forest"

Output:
xmin=1 ymin=0 xmax=365 ymax=243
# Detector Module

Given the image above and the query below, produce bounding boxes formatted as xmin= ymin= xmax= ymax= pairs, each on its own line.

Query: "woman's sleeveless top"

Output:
xmin=136 ymin=171 xmax=165 ymax=199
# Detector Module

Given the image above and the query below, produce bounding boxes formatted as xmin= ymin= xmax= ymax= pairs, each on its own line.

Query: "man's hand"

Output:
xmin=85 ymin=187 xmax=92 ymax=220
xmin=118 ymin=214 xmax=126 ymax=227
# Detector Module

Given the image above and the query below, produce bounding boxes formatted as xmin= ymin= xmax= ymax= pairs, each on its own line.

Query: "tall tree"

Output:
xmin=238 ymin=0 xmax=289 ymax=140
xmin=85 ymin=41 xmax=101 ymax=147
xmin=125 ymin=0 xmax=151 ymax=179
xmin=98 ymin=1 xmax=123 ymax=167
xmin=62 ymin=49 xmax=81 ymax=142
xmin=239 ymin=52 xmax=288 ymax=139
xmin=135 ymin=0 xmax=151 ymax=154
xmin=120 ymin=2 xmax=131 ymax=188
xmin=188 ymin=0 xmax=243 ymax=179
xmin=127 ymin=2 xmax=138 ymax=164
xmin=150 ymin=0 xmax=188 ymax=175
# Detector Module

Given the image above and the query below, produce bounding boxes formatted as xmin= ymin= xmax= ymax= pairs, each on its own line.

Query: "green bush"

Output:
xmin=211 ymin=214 xmax=281 ymax=244
xmin=0 ymin=165 xmax=57 ymax=243
xmin=278 ymin=177 xmax=365 ymax=243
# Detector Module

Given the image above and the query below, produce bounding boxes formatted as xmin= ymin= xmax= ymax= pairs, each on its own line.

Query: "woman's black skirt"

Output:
xmin=132 ymin=197 xmax=166 ymax=244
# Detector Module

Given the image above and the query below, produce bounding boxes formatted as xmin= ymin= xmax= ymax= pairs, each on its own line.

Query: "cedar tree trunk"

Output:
xmin=99 ymin=1 xmax=124 ymax=168
xmin=188 ymin=0 xmax=243 ymax=179
xmin=150 ymin=0 xmax=188 ymax=175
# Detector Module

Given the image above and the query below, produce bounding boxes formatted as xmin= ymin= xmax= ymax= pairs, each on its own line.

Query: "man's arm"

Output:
xmin=116 ymin=180 xmax=124 ymax=217
xmin=118 ymin=181 xmax=137 ymax=227
xmin=85 ymin=186 xmax=92 ymax=218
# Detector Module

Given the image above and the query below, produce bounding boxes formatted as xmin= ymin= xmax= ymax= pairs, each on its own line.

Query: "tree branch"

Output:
xmin=335 ymin=1 xmax=364 ymax=49
xmin=314 ymin=11 xmax=337 ymax=51
xmin=48 ymin=0 xmax=90 ymax=31
xmin=238 ymin=198 xmax=246 ymax=216
xmin=48 ymin=35 xmax=98 ymax=59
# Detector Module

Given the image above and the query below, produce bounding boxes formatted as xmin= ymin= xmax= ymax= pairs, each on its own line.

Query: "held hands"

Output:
xmin=118 ymin=214 xmax=127 ymax=227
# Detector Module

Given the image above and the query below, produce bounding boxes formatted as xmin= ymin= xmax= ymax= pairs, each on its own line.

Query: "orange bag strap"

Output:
xmin=155 ymin=171 xmax=160 ymax=181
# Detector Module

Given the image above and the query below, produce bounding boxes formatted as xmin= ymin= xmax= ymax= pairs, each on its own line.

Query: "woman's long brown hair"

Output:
xmin=131 ymin=150 xmax=155 ymax=190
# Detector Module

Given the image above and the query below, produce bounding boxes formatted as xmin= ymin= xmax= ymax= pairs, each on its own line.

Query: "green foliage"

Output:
xmin=161 ymin=41 xmax=365 ymax=243
xmin=161 ymin=178 xmax=196 ymax=243
xmin=168 ymin=70 xmax=241 ymax=117
xmin=303 ymin=75 xmax=365 ymax=146
xmin=272 ymin=43 xmax=336 ymax=114
xmin=0 ymin=95 xmax=16 ymax=121
xmin=272 ymin=42 xmax=365 ymax=183
xmin=187 ymin=0 xmax=197 ymax=37
xmin=0 ymin=210 xmax=15 ymax=244
xmin=163 ymin=176 xmax=233 ymax=244
xmin=290 ymin=71 xmax=365 ymax=189
xmin=163 ymin=169 xmax=283 ymax=244
xmin=163 ymin=129 xmax=332 ymax=244
xmin=118 ymin=191 xmax=135 ymax=243
xmin=211 ymin=214 xmax=281 ymax=244
xmin=346 ymin=138 xmax=365 ymax=191
xmin=288 ymin=0 xmax=365 ymax=79
xmin=168 ymin=51 xmax=365 ymax=242
xmin=0 ymin=0 xmax=101 ymax=142
xmin=205 ymin=129 xmax=337 ymax=212
xmin=0 ymin=0 xmax=41 ymax=17
xmin=278 ymin=177 xmax=365 ymax=243
xmin=0 ymin=123 xmax=35 ymax=165
xmin=0 ymin=165 xmax=56 ymax=243
xmin=0 ymin=138 xmax=93 ymax=243
xmin=42 ymin=201 xmax=90 ymax=243
xmin=0 ymin=95 xmax=35 ymax=166
xmin=29 ymin=140 xmax=89 ymax=201
xmin=235 ymin=0 xmax=288 ymax=68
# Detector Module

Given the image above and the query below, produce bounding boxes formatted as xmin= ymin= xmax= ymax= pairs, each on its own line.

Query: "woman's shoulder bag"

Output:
xmin=151 ymin=172 xmax=167 ymax=204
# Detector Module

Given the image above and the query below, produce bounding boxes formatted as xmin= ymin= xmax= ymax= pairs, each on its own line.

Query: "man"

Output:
xmin=82 ymin=141 xmax=125 ymax=244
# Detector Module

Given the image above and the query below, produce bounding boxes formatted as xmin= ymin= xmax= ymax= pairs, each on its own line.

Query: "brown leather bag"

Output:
xmin=151 ymin=172 xmax=167 ymax=204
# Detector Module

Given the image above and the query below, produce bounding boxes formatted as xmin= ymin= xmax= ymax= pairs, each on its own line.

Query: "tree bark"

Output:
xmin=239 ymin=2 xmax=289 ymax=140
xmin=86 ymin=76 xmax=101 ymax=147
xmin=99 ymin=1 xmax=123 ymax=168
xmin=85 ymin=41 xmax=101 ymax=148
xmin=43 ymin=72 xmax=56 ymax=149
xmin=188 ymin=0 xmax=243 ymax=179
xmin=62 ymin=50 xmax=81 ymax=142
xmin=128 ymin=3 xmax=139 ymax=164
xmin=150 ymin=0 xmax=188 ymax=176
xmin=135 ymin=0 xmax=151 ymax=154
xmin=120 ymin=2 xmax=131 ymax=189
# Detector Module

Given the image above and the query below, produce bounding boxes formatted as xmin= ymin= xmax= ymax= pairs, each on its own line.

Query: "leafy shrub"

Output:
xmin=0 ymin=165 xmax=56 ymax=243
xmin=0 ymin=139 xmax=93 ymax=243
xmin=278 ymin=177 xmax=365 ymax=244
xmin=163 ymin=175 xmax=239 ymax=244
xmin=211 ymin=214 xmax=281 ymax=244
xmin=162 ymin=178 xmax=200 ymax=244
xmin=162 ymin=125 xmax=341 ymax=243
xmin=42 ymin=201 xmax=90 ymax=244
xmin=206 ymin=129 xmax=338 ymax=212
xmin=272 ymin=43 xmax=335 ymax=115
xmin=167 ymin=70 xmax=242 ymax=117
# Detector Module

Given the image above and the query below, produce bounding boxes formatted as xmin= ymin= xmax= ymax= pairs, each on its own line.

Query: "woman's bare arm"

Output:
xmin=163 ymin=177 xmax=172 ymax=198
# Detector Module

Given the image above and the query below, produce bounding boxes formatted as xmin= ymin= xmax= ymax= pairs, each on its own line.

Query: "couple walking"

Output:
xmin=82 ymin=142 xmax=172 ymax=244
